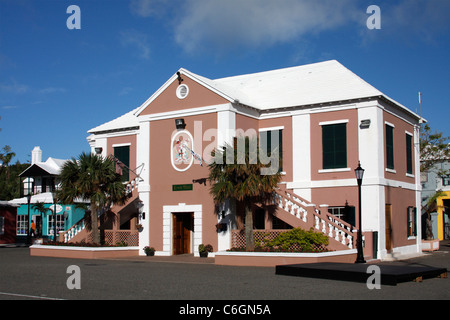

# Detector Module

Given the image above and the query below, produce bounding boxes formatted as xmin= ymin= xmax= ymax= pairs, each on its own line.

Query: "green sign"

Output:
xmin=172 ymin=184 xmax=193 ymax=191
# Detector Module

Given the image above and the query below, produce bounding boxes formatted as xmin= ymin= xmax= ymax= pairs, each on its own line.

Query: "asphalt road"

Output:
xmin=0 ymin=243 xmax=449 ymax=303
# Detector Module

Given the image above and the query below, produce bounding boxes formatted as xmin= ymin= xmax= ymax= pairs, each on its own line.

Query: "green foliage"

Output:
xmin=0 ymin=152 xmax=28 ymax=200
xmin=198 ymin=244 xmax=213 ymax=253
xmin=256 ymin=228 xmax=329 ymax=252
xmin=57 ymin=152 xmax=128 ymax=244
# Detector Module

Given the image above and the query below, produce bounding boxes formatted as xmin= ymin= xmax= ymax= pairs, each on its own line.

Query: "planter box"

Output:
xmin=215 ymin=249 xmax=357 ymax=267
xmin=422 ymin=239 xmax=440 ymax=252
xmin=30 ymin=245 xmax=139 ymax=259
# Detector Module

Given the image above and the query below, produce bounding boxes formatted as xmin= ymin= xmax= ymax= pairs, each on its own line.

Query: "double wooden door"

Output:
xmin=172 ymin=213 xmax=193 ymax=255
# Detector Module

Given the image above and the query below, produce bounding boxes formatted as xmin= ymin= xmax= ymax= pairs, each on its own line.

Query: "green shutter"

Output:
xmin=406 ymin=134 xmax=413 ymax=174
xmin=386 ymin=125 xmax=394 ymax=170
xmin=322 ymin=123 xmax=347 ymax=169
xmin=114 ymin=146 xmax=130 ymax=182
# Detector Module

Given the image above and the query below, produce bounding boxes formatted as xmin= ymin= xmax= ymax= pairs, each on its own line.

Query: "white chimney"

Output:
xmin=31 ymin=146 xmax=42 ymax=164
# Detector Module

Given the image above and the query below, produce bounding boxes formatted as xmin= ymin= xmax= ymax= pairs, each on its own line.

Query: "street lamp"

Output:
xmin=26 ymin=193 xmax=32 ymax=245
xmin=51 ymin=191 xmax=57 ymax=242
xmin=354 ymin=161 xmax=366 ymax=264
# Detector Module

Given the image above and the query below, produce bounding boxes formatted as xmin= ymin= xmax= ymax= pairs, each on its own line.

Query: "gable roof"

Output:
xmin=89 ymin=60 xmax=421 ymax=133
xmin=19 ymin=157 xmax=67 ymax=177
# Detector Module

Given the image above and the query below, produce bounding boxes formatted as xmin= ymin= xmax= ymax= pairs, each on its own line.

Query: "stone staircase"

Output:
xmin=272 ymin=187 xmax=356 ymax=251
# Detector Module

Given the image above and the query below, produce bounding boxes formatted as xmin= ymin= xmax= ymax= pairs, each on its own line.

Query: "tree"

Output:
xmin=420 ymin=124 xmax=450 ymax=240
xmin=0 ymin=145 xmax=28 ymax=200
xmin=208 ymin=136 xmax=282 ymax=251
xmin=57 ymin=152 xmax=127 ymax=245
xmin=420 ymin=124 xmax=450 ymax=175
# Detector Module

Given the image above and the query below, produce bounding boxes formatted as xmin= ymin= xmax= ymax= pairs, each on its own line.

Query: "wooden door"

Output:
xmin=172 ymin=213 xmax=193 ymax=255
xmin=385 ymin=204 xmax=393 ymax=252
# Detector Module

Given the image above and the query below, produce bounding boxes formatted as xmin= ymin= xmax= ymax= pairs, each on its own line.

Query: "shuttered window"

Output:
xmin=386 ymin=124 xmax=394 ymax=170
xmin=114 ymin=146 xmax=130 ymax=182
xmin=322 ymin=123 xmax=347 ymax=170
xmin=406 ymin=134 xmax=413 ymax=174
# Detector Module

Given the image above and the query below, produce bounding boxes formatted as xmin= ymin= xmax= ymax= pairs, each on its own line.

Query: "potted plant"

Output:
xmin=135 ymin=224 xmax=143 ymax=232
xmin=143 ymin=246 xmax=155 ymax=256
xmin=198 ymin=244 xmax=213 ymax=257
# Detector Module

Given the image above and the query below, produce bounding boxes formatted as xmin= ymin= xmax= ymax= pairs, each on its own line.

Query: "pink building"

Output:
xmin=86 ymin=60 xmax=422 ymax=261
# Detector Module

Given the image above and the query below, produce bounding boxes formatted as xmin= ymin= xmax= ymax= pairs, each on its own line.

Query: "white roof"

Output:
xmin=9 ymin=192 xmax=88 ymax=205
xmin=20 ymin=157 xmax=67 ymax=177
xmin=88 ymin=107 xmax=140 ymax=134
xmin=9 ymin=192 xmax=55 ymax=205
xmin=212 ymin=60 xmax=382 ymax=109
xmin=91 ymin=60 xmax=420 ymax=133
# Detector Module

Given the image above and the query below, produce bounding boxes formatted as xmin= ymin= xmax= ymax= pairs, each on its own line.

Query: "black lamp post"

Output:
xmin=26 ymin=193 xmax=32 ymax=245
xmin=52 ymin=191 xmax=57 ymax=242
xmin=354 ymin=161 xmax=366 ymax=264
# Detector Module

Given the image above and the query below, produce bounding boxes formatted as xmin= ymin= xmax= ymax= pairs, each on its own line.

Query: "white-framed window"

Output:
xmin=176 ymin=84 xmax=189 ymax=99
xmin=16 ymin=215 xmax=28 ymax=236
xmin=47 ymin=214 xmax=65 ymax=236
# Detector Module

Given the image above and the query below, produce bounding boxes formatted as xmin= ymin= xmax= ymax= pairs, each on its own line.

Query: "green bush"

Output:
xmin=257 ymin=228 xmax=329 ymax=252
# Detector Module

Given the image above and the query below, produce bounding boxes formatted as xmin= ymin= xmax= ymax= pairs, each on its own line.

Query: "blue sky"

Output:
xmin=1 ymin=0 xmax=449 ymax=164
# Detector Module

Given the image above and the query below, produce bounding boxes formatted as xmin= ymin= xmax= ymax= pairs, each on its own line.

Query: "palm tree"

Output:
xmin=208 ymin=136 xmax=282 ymax=251
xmin=57 ymin=152 xmax=127 ymax=245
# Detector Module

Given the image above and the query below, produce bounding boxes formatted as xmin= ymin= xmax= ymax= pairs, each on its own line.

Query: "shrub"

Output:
xmin=258 ymin=228 xmax=329 ymax=252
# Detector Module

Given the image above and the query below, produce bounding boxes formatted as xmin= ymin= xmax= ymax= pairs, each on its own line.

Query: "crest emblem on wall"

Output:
xmin=171 ymin=130 xmax=195 ymax=172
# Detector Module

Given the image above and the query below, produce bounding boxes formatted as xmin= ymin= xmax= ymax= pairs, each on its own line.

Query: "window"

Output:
xmin=406 ymin=134 xmax=413 ymax=174
xmin=443 ymin=176 xmax=450 ymax=186
xmin=176 ymin=84 xmax=189 ymax=99
xmin=322 ymin=123 xmax=347 ymax=169
xmin=0 ymin=216 xmax=4 ymax=235
xmin=259 ymin=129 xmax=283 ymax=172
xmin=16 ymin=215 xmax=28 ymax=236
xmin=328 ymin=205 xmax=355 ymax=226
xmin=48 ymin=214 xmax=65 ymax=236
xmin=386 ymin=124 xmax=394 ymax=170
xmin=407 ymin=206 xmax=417 ymax=237
xmin=114 ymin=145 xmax=130 ymax=182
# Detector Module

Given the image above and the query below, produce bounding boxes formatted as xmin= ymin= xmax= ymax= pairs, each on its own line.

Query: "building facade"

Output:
xmin=87 ymin=60 xmax=423 ymax=260
xmin=10 ymin=147 xmax=86 ymax=240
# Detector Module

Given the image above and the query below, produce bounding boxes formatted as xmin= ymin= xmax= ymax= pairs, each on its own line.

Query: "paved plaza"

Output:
xmin=0 ymin=243 xmax=449 ymax=302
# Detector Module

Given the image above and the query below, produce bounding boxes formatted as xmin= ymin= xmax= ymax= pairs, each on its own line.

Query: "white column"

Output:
xmin=291 ymin=113 xmax=311 ymax=201
xmin=137 ymin=120 xmax=150 ymax=254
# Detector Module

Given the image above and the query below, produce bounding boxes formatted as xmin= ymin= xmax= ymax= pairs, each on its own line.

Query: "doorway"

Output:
xmin=32 ymin=215 xmax=42 ymax=237
xmin=385 ymin=204 xmax=393 ymax=252
xmin=172 ymin=212 xmax=193 ymax=255
xmin=444 ymin=200 xmax=450 ymax=240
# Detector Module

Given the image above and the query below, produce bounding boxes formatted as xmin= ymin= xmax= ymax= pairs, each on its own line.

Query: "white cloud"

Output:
xmin=382 ymin=0 xmax=450 ymax=42
xmin=39 ymin=87 xmax=67 ymax=94
xmin=173 ymin=0 xmax=359 ymax=53
xmin=129 ymin=0 xmax=171 ymax=17
xmin=0 ymin=81 xmax=29 ymax=94
xmin=120 ymin=29 xmax=151 ymax=60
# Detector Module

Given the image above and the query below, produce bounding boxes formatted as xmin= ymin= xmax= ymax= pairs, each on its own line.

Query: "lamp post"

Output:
xmin=354 ymin=161 xmax=366 ymax=264
xmin=52 ymin=191 xmax=57 ymax=242
xmin=26 ymin=193 xmax=32 ymax=245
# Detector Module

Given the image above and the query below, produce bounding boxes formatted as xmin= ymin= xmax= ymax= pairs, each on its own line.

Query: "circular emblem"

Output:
xmin=171 ymin=130 xmax=194 ymax=172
